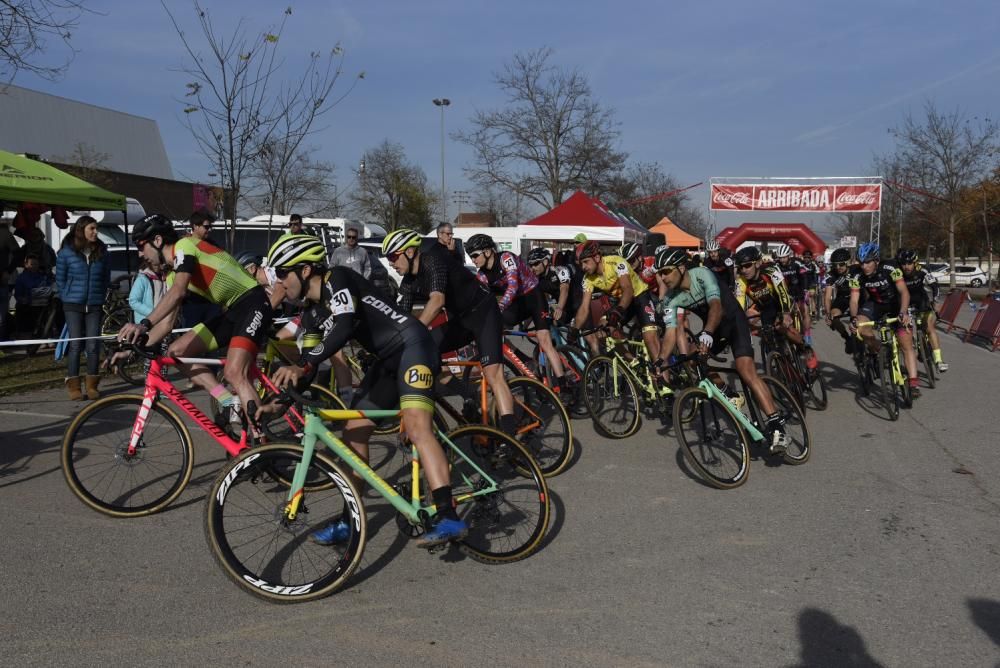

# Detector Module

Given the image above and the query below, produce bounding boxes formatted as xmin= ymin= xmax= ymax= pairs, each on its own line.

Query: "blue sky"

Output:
xmin=14 ymin=0 xmax=1000 ymax=230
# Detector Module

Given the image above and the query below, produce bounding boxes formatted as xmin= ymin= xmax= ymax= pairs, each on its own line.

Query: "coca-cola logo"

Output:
xmin=835 ymin=192 xmax=877 ymax=205
xmin=712 ymin=191 xmax=752 ymax=205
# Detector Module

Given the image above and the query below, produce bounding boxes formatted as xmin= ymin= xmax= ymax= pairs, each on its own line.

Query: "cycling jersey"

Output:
xmin=635 ymin=257 xmax=658 ymax=289
xmin=660 ymin=266 xmax=752 ymax=359
xmin=536 ymin=265 xmax=571 ymax=301
xmin=775 ymin=258 xmax=807 ymax=299
xmin=172 ymin=237 xmax=258 ymax=308
xmin=704 ymin=254 xmax=735 ymax=290
xmin=582 ymin=255 xmax=648 ymax=300
xmin=398 ymin=246 xmax=491 ymax=316
xmin=824 ymin=269 xmax=854 ymax=311
xmin=477 ymin=251 xmax=539 ymax=312
xmin=849 ymin=262 xmax=904 ymax=308
xmin=298 ymin=267 xmax=436 ymax=412
xmin=734 ymin=266 xmax=793 ymax=315
xmin=800 ymin=260 xmax=821 ymax=289
xmin=900 ymin=267 xmax=938 ymax=311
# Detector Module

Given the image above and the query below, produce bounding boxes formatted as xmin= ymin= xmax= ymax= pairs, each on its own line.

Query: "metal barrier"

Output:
xmin=964 ymin=301 xmax=1000 ymax=351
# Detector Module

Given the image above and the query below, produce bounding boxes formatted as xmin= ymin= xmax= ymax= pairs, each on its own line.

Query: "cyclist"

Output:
xmin=703 ymin=239 xmax=735 ymax=290
xmin=260 ymin=234 xmax=468 ymax=548
xmin=849 ymin=242 xmax=921 ymax=397
xmin=653 ymin=247 xmax=790 ymax=454
xmin=528 ymin=247 xmax=571 ymax=325
xmin=620 ymin=242 xmax=658 ymax=291
xmin=823 ymin=248 xmax=857 ymax=353
xmin=118 ymin=214 xmax=273 ymax=425
xmin=732 ymin=246 xmax=814 ymax=367
xmin=800 ymin=249 xmax=822 ymax=320
xmin=383 ymin=229 xmax=518 ymax=436
xmin=573 ymin=240 xmax=660 ymax=361
xmin=465 ymin=234 xmax=571 ymax=392
xmin=897 ymin=249 xmax=947 ymax=373
xmin=774 ymin=244 xmax=812 ymax=345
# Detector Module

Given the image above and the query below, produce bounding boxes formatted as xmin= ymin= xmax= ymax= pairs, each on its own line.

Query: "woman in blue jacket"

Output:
xmin=56 ymin=217 xmax=110 ymax=400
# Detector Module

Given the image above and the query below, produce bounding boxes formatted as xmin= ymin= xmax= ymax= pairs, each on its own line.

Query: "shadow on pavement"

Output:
xmin=791 ymin=607 xmax=885 ymax=668
xmin=0 ymin=421 xmax=66 ymax=489
xmin=968 ymin=598 xmax=1000 ymax=649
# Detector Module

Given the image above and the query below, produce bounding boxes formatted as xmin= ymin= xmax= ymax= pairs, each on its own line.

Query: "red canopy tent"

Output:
xmin=518 ymin=191 xmax=648 ymax=245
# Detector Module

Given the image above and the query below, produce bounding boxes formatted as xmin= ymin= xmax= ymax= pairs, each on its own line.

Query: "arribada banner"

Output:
xmin=710 ymin=184 xmax=881 ymax=212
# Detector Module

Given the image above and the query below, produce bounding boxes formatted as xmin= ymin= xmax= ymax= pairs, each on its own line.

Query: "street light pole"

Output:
xmin=433 ymin=98 xmax=450 ymax=227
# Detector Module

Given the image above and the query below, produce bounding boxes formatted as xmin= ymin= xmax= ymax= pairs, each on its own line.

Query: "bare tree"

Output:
xmin=242 ymin=148 xmax=338 ymax=217
xmin=350 ymin=140 xmax=436 ymax=232
xmin=0 ymin=0 xmax=92 ymax=82
xmin=889 ymin=101 xmax=1000 ymax=286
xmin=54 ymin=140 xmax=110 ymax=185
xmin=471 ymin=185 xmax=522 ymax=227
xmin=456 ymin=47 xmax=626 ymax=211
xmin=602 ymin=162 xmax=689 ymax=228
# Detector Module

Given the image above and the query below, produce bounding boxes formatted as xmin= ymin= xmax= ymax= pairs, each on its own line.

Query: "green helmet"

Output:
xmin=265 ymin=234 xmax=327 ymax=268
xmin=382 ymin=229 xmax=422 ymax=256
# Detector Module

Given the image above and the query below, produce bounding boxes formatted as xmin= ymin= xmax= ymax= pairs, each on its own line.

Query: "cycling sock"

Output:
xmin=909 ymin=377 xmax=920 ymax=388
xmin=932 ymin=348 xmax=943 ymax=363
xmin=498 ymin=413 xmax=518 ymax=436
xmin=210 ymin=385 xmax=234 ymax=405
xmin=431 ymin=485 xmax=459 ymax=521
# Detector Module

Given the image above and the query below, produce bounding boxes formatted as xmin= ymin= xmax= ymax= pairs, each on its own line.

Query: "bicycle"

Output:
xmin=432 ymin=356 xmax=573 ymax=477
xmin=502 ymin=328 xmax=587 ymax=417
xmin=756 ymin=321 xmax=827 ymax=411
xmin=671 ymin=352 xmax=810 ymax=489
xmin=204 ymin=393 xmax=550 ymax=603
xmin=61 ymin=344 xmax=341 ymax=517
xmin=100 ymin=278 xmax=133 ymax=336
xmin=855 ymin=317 xmax=912 ymax=421
xmin=23 ymin=292 xmax=62 ymax=356
xmin=580 ymin=325 xmax=674 ymax=439
xmin=911 ymin=309 xmax=936 ymax=390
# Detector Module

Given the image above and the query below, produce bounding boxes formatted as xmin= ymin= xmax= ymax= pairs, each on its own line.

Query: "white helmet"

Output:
xmin=705 ymin=239 xmax=720 ymax=252
xmin=773 ymin=243 xmax=793 ymax=259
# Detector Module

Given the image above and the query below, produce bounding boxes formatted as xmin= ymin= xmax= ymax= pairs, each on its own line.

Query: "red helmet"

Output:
xmin=575 ymin=240 xmax=601 ymax=262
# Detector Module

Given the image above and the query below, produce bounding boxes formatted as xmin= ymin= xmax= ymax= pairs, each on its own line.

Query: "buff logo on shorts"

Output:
xmin=405 ymin=365 xmax=434 ymax=389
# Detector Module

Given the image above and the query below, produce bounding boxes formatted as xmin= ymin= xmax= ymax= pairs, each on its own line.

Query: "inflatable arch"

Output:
xmin=715 ymin=223 xmax=826 ymax=257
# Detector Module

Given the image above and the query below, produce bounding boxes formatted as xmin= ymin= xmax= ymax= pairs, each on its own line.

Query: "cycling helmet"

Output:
xmin=527 ymin=247 xmax=551 ymax=264
xmin=830 ymin=248 xmax=852 ymax=264
xmin=266 ymin=234 xmax=327 ymax=268
xmin=733 ymin=246 xmax=762 ymax=265
xmin=773 ymin=243 xmax=793 ymax=259
xmin=761 ymin=252 xmax=774 ymax=264
xmin=654 ymin=246 xmax=688 ymax=270
xmin=381 ymin=229 xmax=422 ymax=256
xmin=465 ymin=233 xmax=496 ymax=253
xmin=620 ymin=242 xmax=642 ymax=262
xmin=705 ymin=239 xmax=720 ymax=252
xmin=802 ymin=249 xmax=814 ymax=258
xmin=132 ymin=213 xmax=176 ymax=244
xmin=575 ymin=240 xmax=602 ymax=262
xmin=897 ymin=248 xmax=918 ymax=264
xmin=236 ymin=251 xmax=262 ymax=270
xmin=857 ymin=242 xmax=880 ymax=263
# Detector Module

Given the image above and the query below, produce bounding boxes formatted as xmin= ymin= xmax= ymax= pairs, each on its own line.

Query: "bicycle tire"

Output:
xmin=766 ymin=351 xmax=806 ymax=415
xmin=804 ymin=359 xmax=828 ymax=411
xmin=878 ymin=347 xmax=899 ymax=421
xmin=61 ymin=395 xmax=194 ymax=517
xmin=556 ymin=344 xmax=591 ymax=419
xmin=758 ymin=376 xmax=811 ymax=465
xmin=672 ymin=387 xmax=749 ymax=489
xmin=204 ymin=444 xmax=366 ymax=603
xmin=494 ymin=376 xmax=573 ymax=477
xmin=582 ymin=355 xmax=641 ymax=439
xmin=444 ymin=425 xmax=550 ymax=564
xmin=919 ymin=329 xmax=936 ymax=389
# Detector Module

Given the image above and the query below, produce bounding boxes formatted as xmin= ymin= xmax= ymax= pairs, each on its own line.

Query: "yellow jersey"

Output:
xmin=582 ymin=255 xmax=648 ymax=301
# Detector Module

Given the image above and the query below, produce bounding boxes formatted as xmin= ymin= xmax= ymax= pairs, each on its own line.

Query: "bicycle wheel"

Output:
xmin=498 ymin=376 xmax=573 ymax=477
xmin=672 ymin=387 xmax=749 ymax=489
xmin=766 ymin=351 xmax=806 ymax=414
xmin=803 ymin=358 xmax=828 ymax=411
xmin=61 ymin=395 xmax=194 ymax=517
xmin=557 ymin=344 xmax=591 ymax=419
xmin=878 ymin=347 xmax=899 ymax=421
xmin=444 ymin=425 xmax=550 ymax=563
xmin=757 ymin=375 xmax=811 ymax=465
xmin=101 ymin=307 xmax=131 ymax=336
xmin=204 ymin=444 xmax=366 ymax=603
xmin=919 ymin=330 xmax=936 ymax=389
xmin=582 ymin=355 xmax=641 ymax=439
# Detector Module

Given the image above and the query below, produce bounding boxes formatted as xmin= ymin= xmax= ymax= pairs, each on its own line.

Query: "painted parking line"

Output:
xmin=0 ymin=409 xmax=70 ymax=420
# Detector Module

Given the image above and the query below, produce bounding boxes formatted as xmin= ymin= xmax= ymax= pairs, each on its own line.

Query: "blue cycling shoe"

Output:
xmin=416 ymin=517 xmax=469 ymax=549
xmin=310 ymin=519 xmax=351 ymax=545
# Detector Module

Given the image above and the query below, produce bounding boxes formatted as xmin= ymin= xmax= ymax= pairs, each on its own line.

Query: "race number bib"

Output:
xmin=328 ymin=287 xmax=355 ymax=315
xmin=502 ymin=254 xmax=517 ymax=272
xmin=614 ymin=262 xmax=629 ymax=277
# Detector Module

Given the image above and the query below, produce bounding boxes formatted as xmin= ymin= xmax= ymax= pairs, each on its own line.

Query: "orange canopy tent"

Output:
xmin=649 ymin=216 xmax=702 ymax=248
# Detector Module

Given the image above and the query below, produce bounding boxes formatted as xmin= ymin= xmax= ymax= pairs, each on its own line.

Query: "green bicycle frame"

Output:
xmin=284 ymin=409 xmax=500 ymax=524
xmin=694 ymin=378 xmax=765 ymax=443
xmin=604 ymin=336 xmax=662 ymax=401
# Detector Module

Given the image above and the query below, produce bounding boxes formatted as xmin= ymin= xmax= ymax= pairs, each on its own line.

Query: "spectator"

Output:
xmin=288 ymin=213 xmax=305 ymax=235
xmin=330 ymin=225 xmax=370 ymax=278
xmin=128 ymin=258 xmax=167 ymax=324
xmin=14 ymin=227 xmax=57 ymax=275
xmin=13 ymin=253 xmax=54 ymax=334
xmin=434 ymin=222 xmax=464 ymax=263
xmin=182 ymin=210 xmax=223 ymax=331
xmin=189 ymin=209 xmax=221 ymax=247
xmin=0 ymin=219 xmax=18 ymax=340
xmin=56 ymin=216 xmax=110 ymax=401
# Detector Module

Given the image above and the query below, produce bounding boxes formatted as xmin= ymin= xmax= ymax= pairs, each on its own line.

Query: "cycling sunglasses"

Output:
xmin=833 ymin=262 xmax=849 ymax=268
xmin=274 ymin=266 xmax=300 ymax=280
xmin=528 ymin=260 xmax=545 ymax=267
xmin=658 ymin=266 xmax=677 ymax=276
xmin=738 ymin=261 xmax=756 ymax=270
xmin=386 ymin=251 xmax=404 ymax=263
xmin=469 ymin=251 xmax=484 ymax=260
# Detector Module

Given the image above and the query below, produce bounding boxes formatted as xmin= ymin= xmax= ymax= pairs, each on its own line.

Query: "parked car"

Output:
xmin=928 ymin=264 xmax=989 ymax=287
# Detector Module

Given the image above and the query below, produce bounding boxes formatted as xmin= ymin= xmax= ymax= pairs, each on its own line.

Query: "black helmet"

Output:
xmin=830 ymin=248 xmax=852 ymax=264
xmin=236 ymin=251 xmax=262 ymax=270
xmin=619 ymin=242 xmax=642 ymax=262
xmin=465 ymin=233 xmax=496 ymax=253
xmin=733 ymin=246 xmax=762 ymax=265
xmin=132 ymin=214 xmax=176 ymax=245
xmin=527 ymin=247 xmax=551 ymax=264
xmin=896 ymin=248 xmax=918 ymax=264
xmin=653 ymin=246 xmax=688 ymax=270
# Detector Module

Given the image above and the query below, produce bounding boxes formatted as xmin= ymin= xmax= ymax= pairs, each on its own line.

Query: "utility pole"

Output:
xmin=432 ymin=98 xmax=451 ymax=226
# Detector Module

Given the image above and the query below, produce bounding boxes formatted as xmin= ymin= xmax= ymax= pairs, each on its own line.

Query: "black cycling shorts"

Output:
xmin=624 ymin=291 xmax=659 ymax=332
xmin=434 ymin=296 xmax=503 ymax=368
xmin=352 ymin=325 xmax=439 ymax=415
xmin=502 ymin=289 xmax=551 ymax=331
xmin=712 ymin=310 xmax=755 ymax=360
xmin=192 ymin=285 xmax=272 ymax=354
xmin=830 ymin=296 xmax=850 ymax=314
xmin=859 ymin=300 xmax=900 ymax=322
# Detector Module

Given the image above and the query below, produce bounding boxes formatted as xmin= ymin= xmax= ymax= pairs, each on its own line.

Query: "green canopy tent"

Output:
xmin=0 ymin=149 xmax=125 ymax=210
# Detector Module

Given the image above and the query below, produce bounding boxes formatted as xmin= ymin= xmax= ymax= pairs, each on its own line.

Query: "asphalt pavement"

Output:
xmin=1 ymin=319 xmax=999 ymax=667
